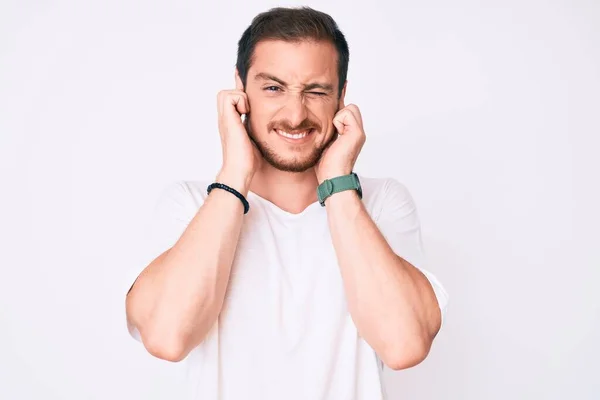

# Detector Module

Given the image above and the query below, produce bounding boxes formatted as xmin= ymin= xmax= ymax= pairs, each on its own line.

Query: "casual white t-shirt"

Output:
xmin=125 ymin=173 xmax=448 ymax=400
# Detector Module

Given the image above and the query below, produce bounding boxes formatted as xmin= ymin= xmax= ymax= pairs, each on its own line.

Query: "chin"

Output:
xmin=250 ymin=127 xmax=328 ymax=173
xmin=262 ymin=149 xmax=323 ymax=173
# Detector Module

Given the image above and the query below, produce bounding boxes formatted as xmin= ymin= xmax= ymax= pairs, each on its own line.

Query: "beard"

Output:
xmin=244 ymin=114 xmax=335 ymax=173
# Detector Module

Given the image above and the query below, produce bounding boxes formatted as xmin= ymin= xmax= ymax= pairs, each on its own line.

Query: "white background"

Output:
xmin=1 ymin=0 xmax=599 ymax=399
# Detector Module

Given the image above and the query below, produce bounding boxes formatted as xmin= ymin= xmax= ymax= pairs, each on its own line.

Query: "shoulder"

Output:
xmin=357 ymin=173 xmax=413 ymax=204
xmin=183 ymin=179 xmax=213 ymax=204
xmin=356 ymin=173 xmax=416 ymax=221
xmin=155 ymin=179 xmax=213 ymax=209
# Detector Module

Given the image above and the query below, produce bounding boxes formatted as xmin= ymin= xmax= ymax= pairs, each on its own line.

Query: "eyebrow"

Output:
xmin=254 ymin=72 xmax=334 ymax=92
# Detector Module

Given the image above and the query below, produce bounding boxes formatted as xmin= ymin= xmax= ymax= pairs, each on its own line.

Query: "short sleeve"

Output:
xmin=374 ymin=178 xmax=449 ymax=328
xmin=125 ymin=180 xmax=201 ymax=341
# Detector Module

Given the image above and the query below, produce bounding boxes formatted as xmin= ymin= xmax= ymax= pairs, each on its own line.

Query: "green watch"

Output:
xmin=317 ymin=172 xmax=363 ymax=206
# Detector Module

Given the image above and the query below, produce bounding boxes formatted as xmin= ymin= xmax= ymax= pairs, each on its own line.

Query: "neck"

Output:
xmin=249 ymin=163 xmax=320 ymax=214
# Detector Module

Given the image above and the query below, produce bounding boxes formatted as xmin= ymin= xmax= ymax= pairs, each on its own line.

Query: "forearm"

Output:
xmin=325 ymin=190 xmax=441 ymax=369
xmin=126 ymin=173 xmax=249 ymax=361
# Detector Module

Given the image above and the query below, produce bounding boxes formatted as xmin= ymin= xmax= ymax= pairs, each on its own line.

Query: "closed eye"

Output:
xmin=308 ymin=92 xmax=327 ymax=96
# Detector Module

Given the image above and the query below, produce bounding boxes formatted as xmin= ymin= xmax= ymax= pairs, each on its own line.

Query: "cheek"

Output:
xmin=246 ymin=101 xmax=268 ymax=127
xmin=250 ymin=98 xmax=280 ymax=121
xmin=312 ymin=103 xmax=337 ymax=128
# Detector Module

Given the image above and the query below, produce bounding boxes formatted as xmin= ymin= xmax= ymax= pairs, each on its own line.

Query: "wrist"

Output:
xmin=215 ymin=169 xmax=253 ymax=196
xmin=323 ymin=188 xmax=361 ymax=207
xmin=317 ymin=168 xmax=353 ymax=184
xmin=316 ymin=171 xmax=362 ymax=206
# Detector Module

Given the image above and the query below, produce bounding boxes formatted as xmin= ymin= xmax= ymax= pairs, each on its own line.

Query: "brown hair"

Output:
xmin=236 ymin=6 xmax=350 ymax=98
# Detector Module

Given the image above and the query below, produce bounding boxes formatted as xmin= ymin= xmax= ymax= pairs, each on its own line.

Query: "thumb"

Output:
xmin=333 ymin=118 xmax=345 ymax=135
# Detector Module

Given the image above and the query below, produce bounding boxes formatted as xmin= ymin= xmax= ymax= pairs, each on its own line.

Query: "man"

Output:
xmin=125 ymin=6 xmax=448 ymax=400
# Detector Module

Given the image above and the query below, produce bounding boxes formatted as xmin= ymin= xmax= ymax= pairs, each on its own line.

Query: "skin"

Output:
xmin=126 ymin=38 xmax=441 ymax=370
xmin=225 ymin=38 xmax=353 ymax=213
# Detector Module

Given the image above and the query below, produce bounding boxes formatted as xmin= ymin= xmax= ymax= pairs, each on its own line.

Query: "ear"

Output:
xmin=338 ymin=81 xmax=347 ymax=109
xmin=235 ymin=68 xmax=244 ymax=91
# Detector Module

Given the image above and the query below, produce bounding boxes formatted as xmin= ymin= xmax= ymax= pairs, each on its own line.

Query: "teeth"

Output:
xmin=277 ymin=130 xmax=309 ymax=139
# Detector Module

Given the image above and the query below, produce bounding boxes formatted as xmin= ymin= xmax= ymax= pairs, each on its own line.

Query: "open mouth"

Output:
xmin=275 ymin=128 xmax=315 ymax=142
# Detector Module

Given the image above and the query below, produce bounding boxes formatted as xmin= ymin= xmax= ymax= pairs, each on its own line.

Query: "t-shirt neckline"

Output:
xmin=247 ymin=190 xmax=322 ymax=219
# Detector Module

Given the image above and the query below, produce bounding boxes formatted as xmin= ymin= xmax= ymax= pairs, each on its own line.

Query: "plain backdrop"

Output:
xmin=1 ymin=0 xmax=599 ymax=399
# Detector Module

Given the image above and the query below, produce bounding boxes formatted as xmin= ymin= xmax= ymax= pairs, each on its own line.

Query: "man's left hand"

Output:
xmin=316 ymin=102 xmax=366 ymax=183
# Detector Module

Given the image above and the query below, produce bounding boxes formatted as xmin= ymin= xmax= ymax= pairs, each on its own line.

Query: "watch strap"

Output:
xmin=317 ymin=172 xmax=362 ymax=206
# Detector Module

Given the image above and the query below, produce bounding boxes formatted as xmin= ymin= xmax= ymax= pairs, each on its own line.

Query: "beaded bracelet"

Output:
xmin=206 ymin=182 xmax=250 ymax=214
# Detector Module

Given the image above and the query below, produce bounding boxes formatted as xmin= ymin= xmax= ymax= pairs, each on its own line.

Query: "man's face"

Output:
xmin=242 ymin=39 xmax=345 ymax=173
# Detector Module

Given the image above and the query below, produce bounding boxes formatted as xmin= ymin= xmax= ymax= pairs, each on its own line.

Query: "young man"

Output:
xmin=125 ymin=6 xmax=448 ymax=400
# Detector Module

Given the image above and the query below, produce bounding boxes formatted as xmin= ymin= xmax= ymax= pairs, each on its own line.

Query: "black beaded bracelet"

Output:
xmin=206 ymin=182 xmax=250 ymax=214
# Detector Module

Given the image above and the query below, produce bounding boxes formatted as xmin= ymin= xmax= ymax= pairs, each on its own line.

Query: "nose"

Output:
xmin=282 ymin=93 xmax=308 ymax=129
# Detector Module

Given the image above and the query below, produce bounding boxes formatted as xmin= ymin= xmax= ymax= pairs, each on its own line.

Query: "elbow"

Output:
xmin=142 ymin=330 xmax=190 ymax=362
xmin=383 ymin=305 xmax=443 ymax=370
xmin=133 ymin=314 xmax=192 ymax=362
xmin=381 ymin=336 xmax=432 ymax=371
xmin=126 ymin=295 xmax=192 ymax=362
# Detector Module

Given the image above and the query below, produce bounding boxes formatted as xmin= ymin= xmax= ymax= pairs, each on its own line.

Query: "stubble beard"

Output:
xmin=244 ymin=116 xmax=335 ymax=173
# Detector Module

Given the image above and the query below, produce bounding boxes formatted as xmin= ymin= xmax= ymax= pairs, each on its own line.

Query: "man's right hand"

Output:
xmin=216 ymin=76 xmax=262 ymax=194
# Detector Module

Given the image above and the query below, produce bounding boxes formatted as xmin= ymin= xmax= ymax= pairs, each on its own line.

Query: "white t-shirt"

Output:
xmin=125 ymin=173 xmax=448 ymax=400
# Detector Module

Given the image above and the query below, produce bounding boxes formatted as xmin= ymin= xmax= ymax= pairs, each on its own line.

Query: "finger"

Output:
xmin=345 ymin=104 xmax=363 ymax=127
xmin=333 ymin=118 xmax=345 ymax=135
xmin=333 ymin=109 xmax=355 ymax=134
xmin=233 ymin=92 xmax=249 ymax=115
xmin=222 ymin=92 xmax=249 ymax=119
